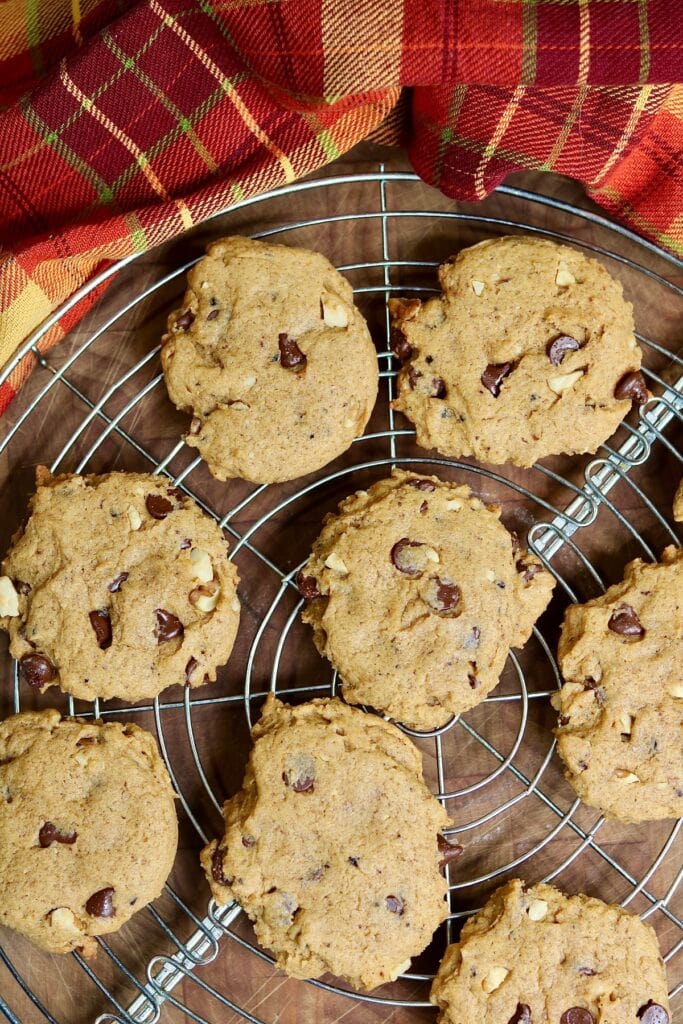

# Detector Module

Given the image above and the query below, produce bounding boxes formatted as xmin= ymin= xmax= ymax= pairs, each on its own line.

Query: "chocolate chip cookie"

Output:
xmin=554 ymin=545 xmax=683 ymax=822
xmin=0 ymin=468 xmax=240 ymax=702
xmin=298 ymin=469 xmax=554 ymax=730
xmin=201 ymin=695 xmax=458 ymax=991
xmin=674 ymin=479 xmax=683 ymax=522
xmin=0 ymin=710 xmax=177 ymax=955
xmin=431 ymin=879 xmax=670 ymax=1024
xmin=161 ymin=236 xmax=378 ymax=483
xmin=390 ymin=236 xmax=645 ymax=467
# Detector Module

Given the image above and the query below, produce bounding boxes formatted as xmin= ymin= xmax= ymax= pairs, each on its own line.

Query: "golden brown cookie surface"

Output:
xmin=431 ymin=879 xmax=670 ymax=1024
xmin=161 ymin=236 xmax=378 ymax=483
xmin=0 ymin=711 xmax=177 ymax=956
xmin=0 ymin=470 xmax=240 ymax=702
xmin=298 ymin=470 xmax=554 ymax=730
xmin=554 ymin=545 xmax=683 ymax=822
xmin=201 ymin=695 xmax=456 ymax=991
xmin=390 ymin=237 xmax=644 ymax=467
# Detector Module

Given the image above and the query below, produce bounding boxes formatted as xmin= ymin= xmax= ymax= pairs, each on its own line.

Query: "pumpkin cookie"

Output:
xmin=161 ymin=236 xmax=378 ymax=483
xmin=201 ymin=695 xmax=458 ymax=991
xmin=0 ymin=469 xmax=240 ymax=702
xmin=390 ymin=236 xmax=645 ymax=467
xmin=0 ymin=710 xmax=177 ymax=956
xmin=554 ymin=545 xmax=683 ymax=822
xmin=674 ymin=479 xmax=683 ymax=522
xmin=298 ymin=470 xmax=554 ymax=730
xmin=431 ymin=879 xmax=670 ymax=1024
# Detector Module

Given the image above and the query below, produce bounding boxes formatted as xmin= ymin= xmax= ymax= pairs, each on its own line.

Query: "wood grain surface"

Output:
xmin=0 ymin=142 xmax=681 ymax=1024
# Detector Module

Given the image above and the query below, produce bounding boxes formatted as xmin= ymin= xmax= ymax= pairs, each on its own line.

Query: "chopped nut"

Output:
xmin=190 ymin=582 xmax=220 ymax=613
xmin=324 ymin=553 xmax=349 ymax=574
xmin=548 ymin=369 xmax=584 ymax=396
xmin=482 ymin=966 xmax=509 ymax=993
xmin=228 ymin=401 xmax=250 ymax=411
xmin=614 ymin=769 xmax=639 ymax=783
xmin=485 ymin=569 xmax=496 ymax=582
xmin=189 ymin=417 xmax=202 ymax=435
xmin=190 ymin=548 xmax=213 ymax=583
xmin=49 ymin=908 xmax=80 ymax=933
xmin=424 ymin=546 xmax=440 ymax=563
xmin=0 ymin=577 xmax=20 ymax=617
xmin=127 ymin=505 xmax=142 ymax=531
xmin=555 ymin=262 xmax=576 ymax=287
xmin=527 ymin=898 xmax=548 ymax=921
xmin=619 ymin=713 xmax=634 ymax=735
xmin=446 ymin=499 xmax=463 ymax=511
xmin=668 ymin=683 xmax=683 ymax=698
xmin=321 ymin=292 xmax=349 ymax=328
xmin=242 ymin=375 xmax=256 ymax=389
xmin=471 ymin=280 xmax=485 ymax=296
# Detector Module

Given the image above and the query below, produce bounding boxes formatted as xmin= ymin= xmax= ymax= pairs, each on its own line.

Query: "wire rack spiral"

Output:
xmin=0 ymin=165 xmax=681 ymax=1024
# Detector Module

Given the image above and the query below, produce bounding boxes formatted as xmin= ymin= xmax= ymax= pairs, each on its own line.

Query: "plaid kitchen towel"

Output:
xmin=1 ymin=0 xmax=682 ymax=412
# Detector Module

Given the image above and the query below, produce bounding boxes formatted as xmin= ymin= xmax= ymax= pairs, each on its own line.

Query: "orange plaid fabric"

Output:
xmin=1 ymin=0 xmax=681 ymax=412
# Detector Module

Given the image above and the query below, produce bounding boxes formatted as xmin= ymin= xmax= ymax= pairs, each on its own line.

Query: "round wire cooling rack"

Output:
xmin=0 ymin=164 xmax=681 ymax=1024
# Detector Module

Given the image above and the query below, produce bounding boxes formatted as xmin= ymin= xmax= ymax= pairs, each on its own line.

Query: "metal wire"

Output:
xmin=0 ymin=167 xmax=681 ymax=1024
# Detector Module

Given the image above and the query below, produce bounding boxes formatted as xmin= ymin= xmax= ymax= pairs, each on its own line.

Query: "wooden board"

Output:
xmin=0 ymin=142 xmax=681 ymax=1024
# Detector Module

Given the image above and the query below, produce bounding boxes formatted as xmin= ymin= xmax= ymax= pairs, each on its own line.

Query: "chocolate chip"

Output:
xmin=437 ymin=834 xmax=463 ymax=868
xmin=211 ymin=845 xmax=228 ymax=884
xmin=145 ymin=494 xmax=173 ymax=520
xmin=431 ymin=377 xmax=447 ymax=398
xmin=14 ymin=579 xmax=31 ymax=595
xmin=391 ymin=538 xmax=427 ymax=577
xmin=20 ymin=653 xmax=56 ymax=689
xmin=278 ymin=333 xmax=306 ymax=370
xmin=637 ymin=1001 xmax=669 ymax=1024
xmin=385 ymin=895 xmax=404 ymax=915
xmin=185 ymin=657 xmax=198 ymax=683
xmin=407 ymin=366 xmax=422 ymax=389
xmin=76 ymin=736 xmax=97 ymax=747
xmin=39 ymin=822 xmax=77 ymax=847
xmin=509 ymin=531 xmax=521 ymax=556
xmin=464 ymin=625 xmax=481 ymax=649
xmin=608 ymin=603 xmax=645 ymax=638
xmin=481 ymin=362 xmax=514 ymax=397
xmin=423 ymin=576 xmax=462 ymax=616
xmin=175 ymin=311 xmax=195 ymax=330
xmin=85 ymin=887 xmax=115 ymax=918
xmin=578 ymin=967 xmax=597 ymax=976
xmin=508 ymin=1005 xmax=532 ymax=1024
xmin=206 ymin=309 xmax=219 ymax=321
xmin=408 ymin=479 xmax=436 ymax=492
xmin=560 ymin=1011 xmax=594 ymax=1024
xmin=180 ymin=538 xmax=192 ymax=550
xmin=167 ymin=486 xmax=184 ymax=502
xmin=348 ymin=856 xmax=359 ymax=867
xmin=295 ymin=572 xmax=321 ymax=602
xmin=547 ymin=334 xmax=580 ymax=366
xmin=468 ymin=671 xmax=479 ymax=689
xmin=559 ymin=714 xmax=571 ymax=726
xmin=390 ymin=327 xmax=413 ymax=363
xmin=242 ymin=836 xmax=255 ymax=848
xmin=614 ymin=370 xmax=648 ymax=405
xmin=282 ymin=770 xmax=315 ymax=793
xmin=108 ymin=572 xmax=129 ymax=593
xmin=155 ymin=608 xmax=184 ymax=643
xmin=89 ymin=609 xmax=112 ymax=650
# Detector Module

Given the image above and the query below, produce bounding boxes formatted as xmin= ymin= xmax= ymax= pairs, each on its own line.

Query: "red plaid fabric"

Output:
xmin=1 ymin=0 xmax=681 ymax=413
